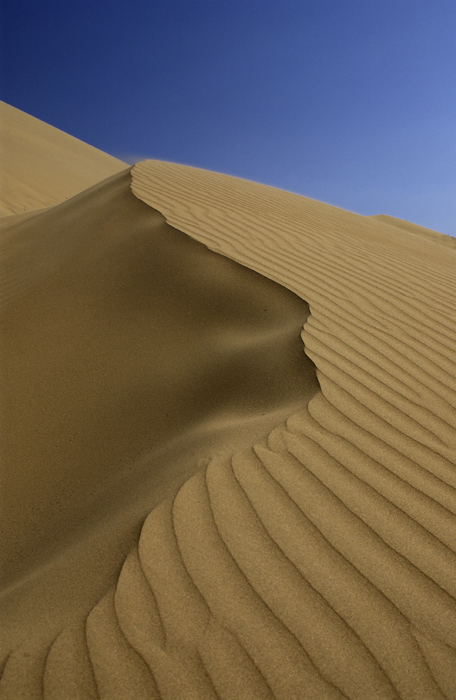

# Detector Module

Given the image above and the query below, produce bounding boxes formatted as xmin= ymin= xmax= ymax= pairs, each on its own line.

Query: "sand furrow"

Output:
xmin=312 ymin=368 xmax=456 ymax=488
xmin=307 ymin=394 xmax=456 ymax=518
xmin=289 ymin=404 xmax=456 ymax=552
xmin=136 ymin=501 xmax=220 ymax=699
xmin=411 ymin=628 xmax=456 ymax=700
xmin=82 ymin=435 xmax=455 ymax=698
xmin=305 ymin=317 xmax=426 ymax=402
xmin=210 ymin=454 xmax=400 ymax=700
xmin=64 ymin=431 xmax=452 ymax=699
xmin=308 ymin=247 xmax=454 ymax=307
xmin=131 ymin=162 xmax=456 ymax=285
xmin=129 ymin=159 xmax=456 ymax=695
xmin=305 ymin=311 xmax=456 ymax=432
xmin=115 ymin=520 xmax=277 ymax=699
xmin=235 ymin=446 xmax=447 ymax=700
xmin=281 ymin=419 xmax=456 ymax=597
xmin=172 ymin=466 xmax=344 ymax=699
xmin=307 ymin=302 xmax=456 ymax=408
xmin=130 ymin=161 xmax=453 ymax=261
xmin=303 ymin=328 xmax=452 ymax=452
xmin=275 ymin=436 xmax=456 ymax=646
xmin=85 ymin=588 xmax=161 ymax=700
xmin=43 ymin=625 xmax=100 ymax=700
xmin=0 ymin=642 xmax=51 ymax=700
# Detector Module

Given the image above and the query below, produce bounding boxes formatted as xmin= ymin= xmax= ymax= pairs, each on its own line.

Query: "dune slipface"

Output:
xmin=1 ymin=114 xmax=456 ymax=700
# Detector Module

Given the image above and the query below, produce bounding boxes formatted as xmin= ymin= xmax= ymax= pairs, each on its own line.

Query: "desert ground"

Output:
xmin=1 ymin=101 xmax=456 ymax=699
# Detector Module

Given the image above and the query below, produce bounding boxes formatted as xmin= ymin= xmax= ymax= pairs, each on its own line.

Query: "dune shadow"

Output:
xmin=0 ymin=171 xmax=320 ymax=651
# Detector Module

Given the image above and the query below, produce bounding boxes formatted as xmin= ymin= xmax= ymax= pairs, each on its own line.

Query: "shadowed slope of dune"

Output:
xmin=0 ymin=102 xmax=127 ymax=217
xmin=1 ymin=149 xmax=456 ymax=698
xmin=0 ymin=168 xmax=319 ymax=690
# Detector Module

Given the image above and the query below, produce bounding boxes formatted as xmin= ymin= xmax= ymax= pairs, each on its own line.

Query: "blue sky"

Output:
xmin=2 ymin=0 xmax=455 ymax=236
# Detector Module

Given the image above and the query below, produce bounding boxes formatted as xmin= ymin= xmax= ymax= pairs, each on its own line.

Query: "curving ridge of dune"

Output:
xmin=1 ymin=116 xmax=456 ymax=699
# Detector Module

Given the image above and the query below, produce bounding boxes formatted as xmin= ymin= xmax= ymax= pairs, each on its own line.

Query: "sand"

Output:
xmin=371 ymin=214 xmax=456 ymax=251
xmin=1 ymin=105 xmax=456 ymax=700
xmin=0 ymin=102 xmax=127 ymax=217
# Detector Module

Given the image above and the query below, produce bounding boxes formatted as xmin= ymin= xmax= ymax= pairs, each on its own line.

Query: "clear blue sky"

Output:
xmin=1 ymin=0 xmax=455 ymax=236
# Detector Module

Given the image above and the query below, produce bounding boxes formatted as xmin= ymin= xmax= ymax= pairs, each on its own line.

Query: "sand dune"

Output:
xmin=371 ymin=214 xmax=456 ymax=250
xmin=1 ymin=108 xmax=456 ymax=699
xmin=0 ymin=102 xmax=127 ymax=217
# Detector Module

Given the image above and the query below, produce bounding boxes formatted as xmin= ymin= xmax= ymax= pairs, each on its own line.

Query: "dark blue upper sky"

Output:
xmin=2 ymin=0 xmax=455 ymax=236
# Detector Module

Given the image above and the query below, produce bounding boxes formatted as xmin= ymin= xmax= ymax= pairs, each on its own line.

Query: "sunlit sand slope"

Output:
xmin=371 ymin=214 xmax=456 ymax=250
xmin=1 ymin=157 xmax=456 ymax=699
xmin=0 ymin=102 xmax=127 ymax=216
xmin=128 ymin=160 xmax=455 ymax=699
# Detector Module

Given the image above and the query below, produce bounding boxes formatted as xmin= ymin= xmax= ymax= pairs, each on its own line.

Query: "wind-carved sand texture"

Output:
xmin=1 ymin=112 xmax=456 ymax=699
xmin=371 ymin=214 xmax=456 ymax=251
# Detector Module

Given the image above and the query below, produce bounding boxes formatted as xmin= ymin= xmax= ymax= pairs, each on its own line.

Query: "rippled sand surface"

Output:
xmin=1 ymin=103 xmax=456 ymax=699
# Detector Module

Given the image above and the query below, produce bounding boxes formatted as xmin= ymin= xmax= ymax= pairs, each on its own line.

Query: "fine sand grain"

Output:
xmin=1 ymin=108 xmax=456 ymax=699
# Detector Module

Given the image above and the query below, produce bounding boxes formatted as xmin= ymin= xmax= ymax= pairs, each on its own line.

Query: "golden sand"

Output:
xmin=371 ymin=214 xmax=456 ymax=250
xmin=1 ymin=104 xmax=456 ymax=699
xmin=0 ymin=102 xmax=127 ymax=216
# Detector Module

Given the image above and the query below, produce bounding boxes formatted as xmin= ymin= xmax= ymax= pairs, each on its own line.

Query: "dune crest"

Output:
xmin=1 ymin=133 xmax=456 ymax=697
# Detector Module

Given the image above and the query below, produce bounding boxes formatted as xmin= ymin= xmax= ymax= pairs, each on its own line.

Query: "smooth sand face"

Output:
xmin=1 ymin=109 xmax=456 ymax=700
xmin=0 ymin=101 xmax=127 ymax=216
